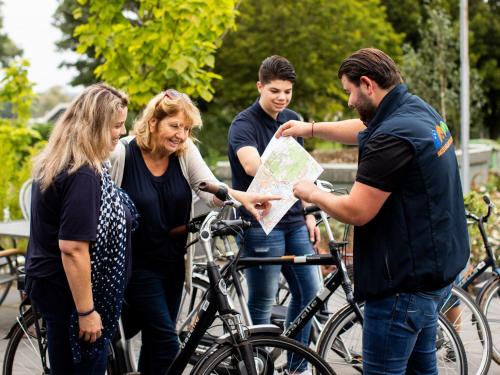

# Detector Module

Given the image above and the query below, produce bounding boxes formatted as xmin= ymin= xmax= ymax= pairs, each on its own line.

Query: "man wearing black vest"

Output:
xmin=276 ymin=48 xmax=469 ymax=374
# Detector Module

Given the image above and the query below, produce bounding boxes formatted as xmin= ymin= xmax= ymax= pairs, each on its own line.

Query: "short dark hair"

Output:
xmin=258 ymin=55 xmax=296 ymax=84
xmin=338 ymin=48 xmax=403 ymax=89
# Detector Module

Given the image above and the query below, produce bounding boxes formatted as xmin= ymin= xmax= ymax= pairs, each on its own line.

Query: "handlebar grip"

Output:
xmin=303 ymin=205 xmax=321 ymax=215
xmin=483 ymin=195 xmax=491 ymax=205
xmin=212 ymin=219 xmax=251 ymax=230
xmin=199 ymin=182 xmax=230 ymax=202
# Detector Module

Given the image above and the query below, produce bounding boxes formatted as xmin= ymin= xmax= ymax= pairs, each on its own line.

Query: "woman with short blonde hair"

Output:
xmin=110 ymin=89 xmax=278 ymax=374
xmin=133 ymin=89 xmax=202 ymax=155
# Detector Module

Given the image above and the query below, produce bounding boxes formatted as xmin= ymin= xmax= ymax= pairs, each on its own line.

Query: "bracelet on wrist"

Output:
xmin=311 ymin=121 xmax=315 ymax=137
xmin=77 ymin=307 xmax=95 ymax=317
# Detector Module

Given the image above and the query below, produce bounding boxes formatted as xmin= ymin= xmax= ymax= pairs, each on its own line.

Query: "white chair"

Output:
xmin=18 ymin=178 xmax=32 ymax=221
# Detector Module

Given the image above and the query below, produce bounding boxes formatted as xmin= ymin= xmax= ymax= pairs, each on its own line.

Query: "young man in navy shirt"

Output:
xmin=228 ymin=55 xmax=321 ymax=373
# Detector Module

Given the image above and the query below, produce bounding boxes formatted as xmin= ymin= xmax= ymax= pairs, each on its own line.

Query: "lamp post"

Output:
xmin=460 ymin=0 xmax=470 ymax=193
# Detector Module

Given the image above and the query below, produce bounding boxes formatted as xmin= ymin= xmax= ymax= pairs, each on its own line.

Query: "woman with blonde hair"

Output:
xmin=25 ymin=83 xmax=137 ymax=375
xmin=110 ymin=89 xmax=278 ymax=374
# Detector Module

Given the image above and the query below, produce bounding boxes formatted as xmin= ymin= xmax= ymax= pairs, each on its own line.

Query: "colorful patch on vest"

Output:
xmin=432 ymin=121 xmax=453 ymax=157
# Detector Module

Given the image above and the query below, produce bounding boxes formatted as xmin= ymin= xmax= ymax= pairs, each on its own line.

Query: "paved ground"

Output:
xmin=1 ymin=284 xmax=499 ymax=374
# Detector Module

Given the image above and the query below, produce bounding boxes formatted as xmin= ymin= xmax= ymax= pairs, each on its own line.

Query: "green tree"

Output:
xmin=380 ymin=0 xmax=500 ymax=140
xmin=400 ymin=5 xmax=486 ymax=139
xmin=72 ymin=0 xmax=238 ymax=109
xmin=198 ymin=0 xmax=403 ymax=157
xmin=468 ymin=0 xmax=500 ymax=139
xmin=0 ymin=1 xmax=22 ymax=67
xmin=380 ymin=0 xmax=424 ymax=49
xmin=0 ymin=59 xmax=42 ymax=219
xmin=53 ymin=0 xmax=103 ymax=86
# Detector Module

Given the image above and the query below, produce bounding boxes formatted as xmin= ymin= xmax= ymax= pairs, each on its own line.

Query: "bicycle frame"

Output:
xmin=236 ymin=246 xmax=363 ymax=341
xmin=166 ymin=210 xmax=261 ymax=375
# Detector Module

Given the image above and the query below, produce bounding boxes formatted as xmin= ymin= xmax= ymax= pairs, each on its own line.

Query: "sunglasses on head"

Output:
xmin=156 ymin=88 xmax=191 ymax=105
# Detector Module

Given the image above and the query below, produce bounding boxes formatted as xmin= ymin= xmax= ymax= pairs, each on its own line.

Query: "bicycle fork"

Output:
xmin=221 ymin=313 xmax=260 ymax=375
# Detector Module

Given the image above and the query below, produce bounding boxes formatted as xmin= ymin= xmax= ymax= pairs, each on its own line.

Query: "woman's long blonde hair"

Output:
xmin=133 ymin=90 xmax=202 ymax=155
xmin=33 ymin=83 xmax=128 ymax=191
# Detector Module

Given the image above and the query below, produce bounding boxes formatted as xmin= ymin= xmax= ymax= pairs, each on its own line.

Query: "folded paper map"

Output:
xmin=247 ymin=136 xmax=323 ymax=234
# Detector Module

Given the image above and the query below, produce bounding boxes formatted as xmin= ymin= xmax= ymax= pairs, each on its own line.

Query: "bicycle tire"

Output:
xmin=440 ymin=285 xmax=492 ymax=375
xmin=190 ymin=333 xmax=336 ymax=375
xmin=3 ymin=309 xmax=119 ymax=375
xmin=478 ymin=276 xmax=500 ymax=364
xmin=2 ymin=310 xmax=49 ymax=375
xmin=316 ymin=303 xmax=468 ymax=375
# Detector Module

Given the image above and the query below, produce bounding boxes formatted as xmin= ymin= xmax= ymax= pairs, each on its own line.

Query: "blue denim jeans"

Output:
xmin=363 ymin=285 xmax=452 ymax=375
xmin=123 ymin=261 xmax=185 ymax=375
xmin=240 ymin=225 xmax=321 ymax=370
xmin=27 ymin=277 xmax=108 ymax=375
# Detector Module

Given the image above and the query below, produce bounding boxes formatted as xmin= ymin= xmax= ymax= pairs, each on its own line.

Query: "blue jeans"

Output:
xmin=124 ymin=262 xmax=185 ymax=375
xmin=240 ymin=225 xmax=321 ymax=370
xmin=27 ymin=277 xmax=108 ymax=375
xmin=363 ymin=285 xmax=452 ymax=375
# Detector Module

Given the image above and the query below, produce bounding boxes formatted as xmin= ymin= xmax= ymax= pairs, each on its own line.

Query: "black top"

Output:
xmin=122 ymin=140 xmax=192 ymax=270
xmin=228 ymin=100 xmax=305 ymax=228
xmin=25 ymin=166 xmax=101 ymax=280
xmin=356 ymin=134 xmax=415 ymax=192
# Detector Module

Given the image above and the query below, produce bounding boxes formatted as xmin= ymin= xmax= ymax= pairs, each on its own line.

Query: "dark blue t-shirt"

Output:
xmin=26 ymin=166 xmax=101 ymax=280
xmin=122 ymin=140 xmax=192 ymax=270
xmin=228 ymin=100 xmax=305 ymax=228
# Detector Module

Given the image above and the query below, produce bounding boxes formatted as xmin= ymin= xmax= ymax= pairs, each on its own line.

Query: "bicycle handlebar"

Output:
xmin=466 ymin=195 xmax=495 ymax=223
xmin=199 ymin=181 xmax=230 ymax=202
xmin=303 ymin=205 xmax=321 ymax=215
xmin=169 ymin=218 xmax=250 ymax=237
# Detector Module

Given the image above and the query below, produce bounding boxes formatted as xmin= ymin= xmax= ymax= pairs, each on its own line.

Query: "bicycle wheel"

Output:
xmin=2 ymin=310 xmax=50 ymax=375
xmin=191 ymin=333 xmax=335 ymax=374
xmin=478 ymin=276 xmax=500 ymax=364
xmin=3 ymin=309 xmax=119 ymax=375
xmin=440 ymin=285 xmax=492 ymax=375
xmin=317 ymin=303 xmax=467 ymax=375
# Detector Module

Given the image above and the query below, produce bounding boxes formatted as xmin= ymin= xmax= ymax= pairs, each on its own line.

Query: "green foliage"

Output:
xmin=198 ymin=0 xmax=403 ymax=157
xmin=468 ymin=0 xmax=500 ymax=139
xmin=380 ymin=0 xmax=500 ymax=140
xmin=0 ymin=59 xmax=36 ymax=122
xmin=0 ymin=3 xmax=23 ymax=67
xmin=73 ymin=0 xmax=238 ymax=109
xmin=463 ymin=173 xmax=500 ymax=264
xmin=0 ymin=59 xmax=43 ymax=220
xmin=400 ymin=5 xmax=486 ymax=139
xmin=380 ymin=0 xmax=423 ymax=48
xmin=211 ymin=0 xmax=402 ymax=121
xmin=53 ymin=0 xmax=102 ymax=86
xmin=31 ymin=123 xmax=55 ymax=141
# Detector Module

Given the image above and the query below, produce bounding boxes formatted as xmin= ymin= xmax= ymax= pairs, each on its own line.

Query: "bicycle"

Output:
xmin=457 ymin=195 xmax=500 ymax=365
xmin=2 ymin=268 xmax=50 ymax=375
xmin=3 ymin=182 xmax=335 ymax=375
xmin=184 ymin=180 xmax=468 ymax=375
